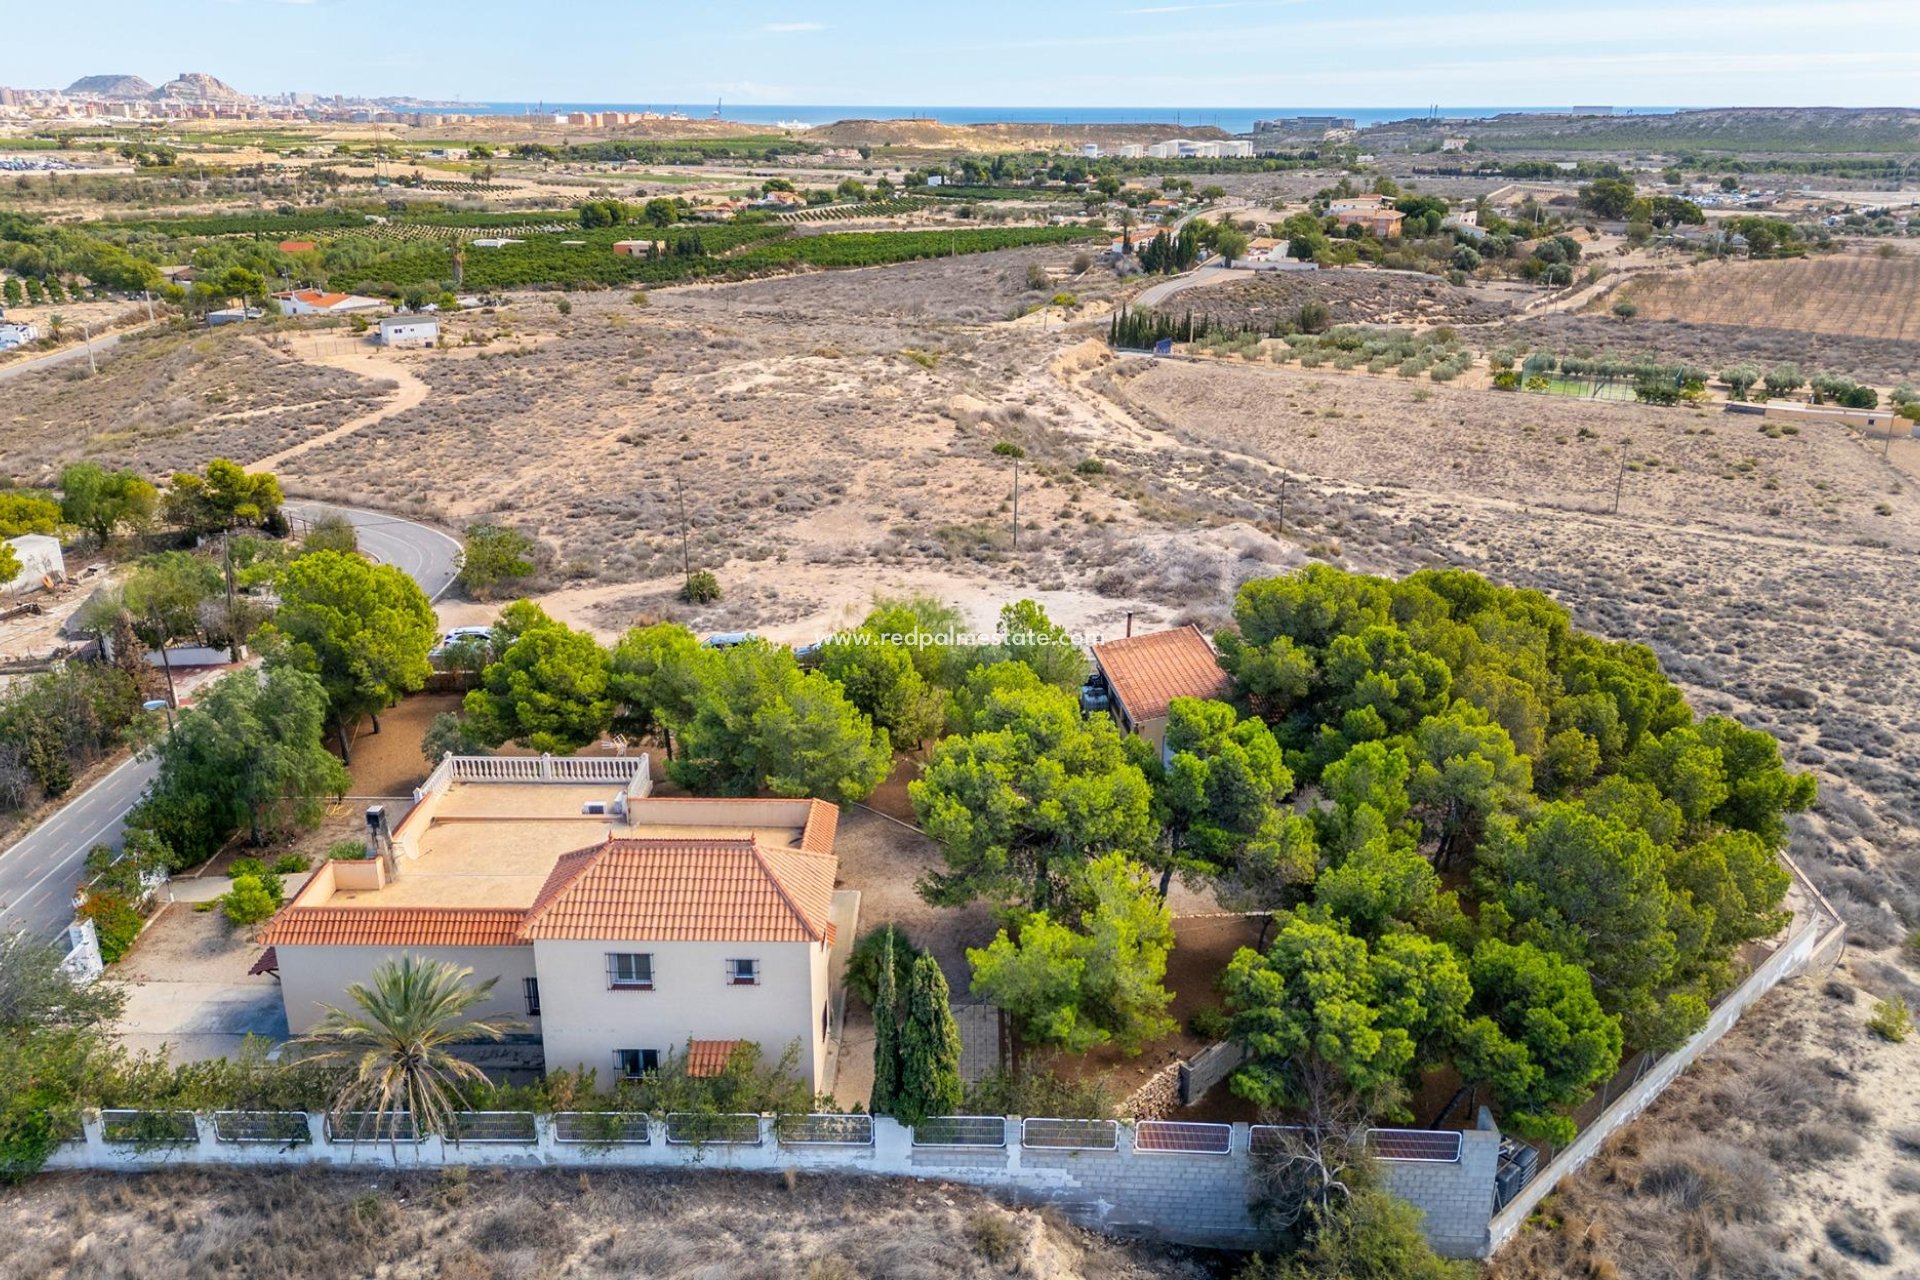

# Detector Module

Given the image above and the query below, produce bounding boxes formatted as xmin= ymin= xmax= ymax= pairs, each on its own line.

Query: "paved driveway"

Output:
xmin=112 ymin=879 xmax=288 ymax=1062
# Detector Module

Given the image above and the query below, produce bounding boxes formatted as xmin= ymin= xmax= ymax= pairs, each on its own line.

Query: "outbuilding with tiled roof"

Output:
xmin=1088 ymin=624 xmax=1233 ymax=749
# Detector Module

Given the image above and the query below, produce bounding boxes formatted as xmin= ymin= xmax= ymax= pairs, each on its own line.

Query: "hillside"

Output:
xmin=149 ymin=72 xmax=243 ymax=103
xmin=809 ymin=119 xmax=1231 ymax=151
xmin=1365 ymin=106 xmax=1920 ymax=154
xmin=63 ymin=74 xmax=154 ymax=98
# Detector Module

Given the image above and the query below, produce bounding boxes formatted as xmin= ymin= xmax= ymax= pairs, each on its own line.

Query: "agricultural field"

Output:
xmin=1488 ymin=311 xmax=1920 ymax=387
xmin=1610 ymin=250 xmax=1920 ymax=345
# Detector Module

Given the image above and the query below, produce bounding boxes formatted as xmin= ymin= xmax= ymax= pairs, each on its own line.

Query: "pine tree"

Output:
xmin=869 ymin=931 xmax=903 ymax=1117
xmin=895 ymin=954 xmax=963 ymax=1127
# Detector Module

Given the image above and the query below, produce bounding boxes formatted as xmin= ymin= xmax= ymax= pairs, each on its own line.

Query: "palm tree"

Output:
xmin=292 ymin=955 xmax=518 ymax=1146
xmin=47 ymin=313 xmax=65 ymax=340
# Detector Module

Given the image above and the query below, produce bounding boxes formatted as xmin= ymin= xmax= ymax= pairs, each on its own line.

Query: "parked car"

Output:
xmin=702 ymin=631 xmax=759 ymax=650
xmin=431 ymin=625 xmax=494 ymax=658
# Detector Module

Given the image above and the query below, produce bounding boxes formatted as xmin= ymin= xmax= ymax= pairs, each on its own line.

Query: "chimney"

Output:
xmin=1125 ymin=611 xmax=1134 ymax=638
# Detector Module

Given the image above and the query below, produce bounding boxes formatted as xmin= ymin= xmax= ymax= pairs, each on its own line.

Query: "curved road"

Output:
xmin=0 ymin=504 xmax=461 ymax=939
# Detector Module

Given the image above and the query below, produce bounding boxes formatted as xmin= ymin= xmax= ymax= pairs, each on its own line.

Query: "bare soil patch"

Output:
xmin=0 ymin=1166 xmax=1218 ymax=1280
xmin=1162 ymin=269 xmax=1520 ymax=331
xmin=0 ymin=327 xmax=394 ymax=483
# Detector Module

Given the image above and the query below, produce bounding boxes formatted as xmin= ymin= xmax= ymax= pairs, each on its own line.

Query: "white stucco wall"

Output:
xmin=532 ymin=937 xmax=827 ymax=1089
xmin=276 ymin=944 xmax=539 ymax=1034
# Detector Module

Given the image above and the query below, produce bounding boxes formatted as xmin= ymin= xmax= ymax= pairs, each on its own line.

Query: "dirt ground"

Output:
xmin=341 ymin=691 xmax=463 ymax=797
xmin=0 ymin=1166 xmax=1225 ymax=1280
xmin=1159 ymin=268 xmax=1524 ymax=331
xmin=1491 ymin=973 xmax=1920 ymax=1280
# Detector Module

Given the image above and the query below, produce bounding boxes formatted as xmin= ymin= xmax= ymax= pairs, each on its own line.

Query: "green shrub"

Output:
xmin=680 ymin=569 xmax=721 ymax=604
xmin=1188 ymin=1004 xmax=1232 ymax=1041
xmin=1613 ymin=301 xmax=1638 ymax=318
xmin=271 ymin=853 xmax=311 ymax=875
xmin=846 ymin=924 xmax=924 ymax=1007
xmin=78 ymin=893 xmax=143 ymax=963
xmin=1870 ymin=996 xmax=1911 ymax=1043
xmin=327 ymin=839 xmax=370 ymax=861
xmin=221 ymin=875 xmax=279 ymax=927
xmin=1074 ymin=458 xmax=1106 ymax=476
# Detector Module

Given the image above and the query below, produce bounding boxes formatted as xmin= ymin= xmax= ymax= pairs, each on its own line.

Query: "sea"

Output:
xmin=455 ymin=104 xmax=1683 ymax=135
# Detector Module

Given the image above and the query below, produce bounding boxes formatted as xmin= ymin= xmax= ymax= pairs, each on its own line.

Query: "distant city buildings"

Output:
xmin=1079 ymin=139 xmax=1253 ymax=160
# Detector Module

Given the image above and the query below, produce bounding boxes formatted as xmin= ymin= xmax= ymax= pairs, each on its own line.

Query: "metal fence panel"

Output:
xmin=326 ymin=1111 xmax=423 ymax=1144
xmin=775 ymin=1113 xmax=874 ymax=1146
xmin=1366 ymin=1128 xmax=1463 ymax=1163
xmin=213 ymin=1110 xmax=311 ymax=1144
xmin=1133 ymin=1120 xmax=1232 ymax=1155
xmin=912 ymin=1115 xmax=1007 ymax=1148
xmin=1247 ymin=1123 xmax=1307 ymax=1155
xmin=553 ymin=1112 xmax=652 ymax=1145
xmin=100 ymin=1109 xmax=198 ymax=1146
xmin=1020 ymin=1118 xmax=1119 ymax=1151
xmin=447 ymin=1112 xmax=538 ymax=1144
xmin=665 ymin=1112 xmax=763 ymax=1146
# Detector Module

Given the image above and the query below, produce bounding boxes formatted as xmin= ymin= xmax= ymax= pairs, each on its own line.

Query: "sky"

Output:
xmin=4 ymin=0 xmax=1917 ymax=108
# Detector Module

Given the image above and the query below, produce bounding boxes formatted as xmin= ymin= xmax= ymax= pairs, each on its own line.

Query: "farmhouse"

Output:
xmin=612 ymin=239 xmax=665 ymax=257
xmin=1087 ymin=624 xmax=1232 ymax=750
xmin=377 ymin=314 xmax=439 ymax=347
xmin=274 ymin=288 xmax=384 ymax=316
xmin=1334 ymin=208 xmax=1407 ymax=237
xmin=260 ymin=760 xmax=844 ymax=1090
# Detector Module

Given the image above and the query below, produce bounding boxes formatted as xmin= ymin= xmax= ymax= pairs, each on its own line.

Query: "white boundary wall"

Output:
xmin=41 ymin=1114 xmax=1501 ymax=1255
xmin=1485 ymin=850 xmax=1847 ymax=1254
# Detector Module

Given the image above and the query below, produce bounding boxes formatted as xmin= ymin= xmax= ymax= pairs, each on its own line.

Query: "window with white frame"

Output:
xmin=726 ymin=958 xmax=760 ymax=986
xmin=615 ymin=1049 xmax=660 ymax=1078
xmin=606 ymin=952 xmax=654 ymax=989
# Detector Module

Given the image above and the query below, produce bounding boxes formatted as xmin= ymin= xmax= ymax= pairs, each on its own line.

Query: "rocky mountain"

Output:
xmin=149 ymin=72 xmax=244 ymax=103
xmin=63 ymin=74 xmax=155 ymax=98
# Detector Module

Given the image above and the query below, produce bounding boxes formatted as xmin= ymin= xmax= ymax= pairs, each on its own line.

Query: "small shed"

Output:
xmin=378 ymin=315 xmax=439 ymax=348
xmin=1087 ymin=624 xmax=1232 ymax=750
xmin=3 ymin=534 xmax=64 ymax=595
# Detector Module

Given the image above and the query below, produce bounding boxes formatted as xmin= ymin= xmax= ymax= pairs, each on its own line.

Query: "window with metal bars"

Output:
xmin=615 ymin=1049 xmax=660 ymax=1078
xmin=726 ymin=958 xmax=760 ymax=986
xmin=606 ymin=952 xmax=653 ymax=989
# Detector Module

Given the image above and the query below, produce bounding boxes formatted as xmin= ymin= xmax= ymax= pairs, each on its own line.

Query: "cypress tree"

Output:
xmin=868 ymin=932 xmax=902 ymax=1117
xmin=895 ymin=954 xmax=963 ymax=1127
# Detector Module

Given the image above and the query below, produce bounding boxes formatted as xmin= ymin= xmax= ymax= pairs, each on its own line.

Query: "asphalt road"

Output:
xmin=0 ymin=504 xmax=462 ymax=939
xmin=0 ymin=328 xmax=139 ymax=383
xmin=285 ymin=500 xmax=463 ymax=603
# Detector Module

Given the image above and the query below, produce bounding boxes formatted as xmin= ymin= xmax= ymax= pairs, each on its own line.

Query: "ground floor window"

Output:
xmin=523 ymin=977 xmax=541 ymax=1016
xmin=616 ymin=1048 xmax=661 ymax=1079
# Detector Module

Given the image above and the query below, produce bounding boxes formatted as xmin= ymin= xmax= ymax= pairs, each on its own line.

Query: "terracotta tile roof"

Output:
xmin=800 ymin=799 xmax=838 ymax=854
xmin=1091 ymin=625 xmax=1232 ymax=725
xmin=518 ymin=838 xmax=835 ymax=944
xmin=247 ymin=947 xmax=279 ymax=976
xmin=260 ymin=908 xmax=528 ymax=948
xmin=686 ymin=1039 xmax=742 ymax=1077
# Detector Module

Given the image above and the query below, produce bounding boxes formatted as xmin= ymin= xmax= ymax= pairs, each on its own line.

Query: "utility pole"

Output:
xmin=1613 ymin=440 xmax=1629 ymax=515
xmin=1011 ymin=456 xmax=1020 ymax=551
xmin=222 ymin=538 xmax=241 ymax=662
xmin=142 ymin=290 xmax=155 ymax=323
xmin=1277 ymin=474 xmax=1288 ymax=531
xmin=675 ymin=476 xmax=691 ymax=585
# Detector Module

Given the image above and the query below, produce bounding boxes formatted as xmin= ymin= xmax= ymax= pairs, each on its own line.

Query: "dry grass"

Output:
xmin=1488 ymin=980 xmax=1915 ymax=1280
xmin=1159 ymin=269 xmax=1521 ymax=331
xmin=1613 ymin=253 xmax=1920 ymax=345
xmin=0 ymin=326 xmax=393 ymax=483
xmin=0 ymin=1167 xmax=1218 ymax=1280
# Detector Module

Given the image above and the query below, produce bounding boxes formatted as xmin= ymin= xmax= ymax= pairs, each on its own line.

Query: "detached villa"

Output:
xmin=260 ymin=757 xmax=846 ymax=1090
